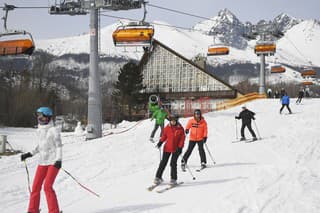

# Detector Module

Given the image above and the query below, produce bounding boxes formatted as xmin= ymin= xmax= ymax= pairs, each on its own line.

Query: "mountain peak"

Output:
xmin=273 ymin=13 xmax=301 ymax=32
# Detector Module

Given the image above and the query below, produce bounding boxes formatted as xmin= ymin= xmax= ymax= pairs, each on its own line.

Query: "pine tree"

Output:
xmin=112 ymin=61 xmax=145 ymax=120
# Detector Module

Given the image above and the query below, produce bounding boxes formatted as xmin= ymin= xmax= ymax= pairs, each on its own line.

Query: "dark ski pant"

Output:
xmin=182 ymin=140 xmax=206 ymax=165
xmin=156 ymin=150 xmax=180 ymax=180
xmin=280 ymin=104 xmax=292 ymax=114
xmin=150 ymin=123 xmax=164 ymax=138
xmin=296 ymin=96 xmax=303 ymax=104
xmin=241 ymin=123 xmax=256 ymax=138
xmin=28 ymin=165 xmax=60 ymax=213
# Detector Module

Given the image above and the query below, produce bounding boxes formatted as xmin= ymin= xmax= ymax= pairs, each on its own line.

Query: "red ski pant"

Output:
xmin=28 ymin=165 xmax=60 ymax=213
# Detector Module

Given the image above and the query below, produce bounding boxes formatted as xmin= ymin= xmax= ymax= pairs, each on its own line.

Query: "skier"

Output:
xmin=267 ymin=88 xmax=272 ymax=98
xmin=296 ymin=87 xmax=304 ymax=104
xmin=154 ymin=115 xmax=185 ymax=186
xmin=181 ymin=109 xmax=208 ymax=170
xmin=150 ymin=106 xmax=168 ymax=142
xmin=148 ymin=95 xmax=160 ymax=118
xmin=235 ymin=106 xmax=257 ymax=141
xmin=274 ymin=90 xmax=280 ymax=98
xmin=280 ymin=92 xmax=292 ymax=114
xmin=20 ymin=107 xmax=62 ymax=213
xmin=280 ymin=88 xmax=286 ymax=99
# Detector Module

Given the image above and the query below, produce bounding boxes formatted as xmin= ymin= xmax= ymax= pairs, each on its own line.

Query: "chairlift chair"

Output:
xmin=0 ymin=31 xmax=35 ymax=56
xmin=0 ymin=4 xmax=35 ymax=56
xmin=270 ymin=65 xmax=285 ymax=73
xmin=301 ymin=68 xmax=316 ymax=77
xmin=207 ymin=45 xmax=229 ymax=56
xmin=112 ymin=24 xmax=154 ymax=47
xmin=301 ymin=81 xmax=313 ymax=86
xmin=254 ymin=41 xmax=276 ymax=56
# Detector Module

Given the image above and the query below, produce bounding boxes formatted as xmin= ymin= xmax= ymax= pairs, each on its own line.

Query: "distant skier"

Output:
xmin=274 ymin=90 xmax=280 ymax=98
xmin=181 ymin=109 xmax=208 ymax=170
xmin=296 ymin=88 xmax=304 ymax=104
xmin=280 ymin=88 xmax=286 ymax=99
xmin=267 ymin=88 xmax=272 ymax=98
xmin=154 ymin=115 xmax=185 ymax=186
xmin=148 ymin=95 xmax=160 ymax=118
xmin=20 ymin=107 xmax=62 ymax=213
xmin=235 ymin=106 xmax=257 ymax=141
xmin=280 ymin=92 xmax=292 ymax=114
xmin=150 ymin=106 xmax=168 ymax=142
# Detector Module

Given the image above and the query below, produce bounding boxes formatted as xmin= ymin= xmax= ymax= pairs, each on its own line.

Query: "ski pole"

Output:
xmin=23 ymin=160 xmax=31 ymax=194
xmin=61 ymin=168 xmax=100 ymax=198
xmin=253 ymin=120 xmax=262 ymax=139
xmin=204 ymin=143 xmax=216 ymax=165
xmin=181 ymin=159 xmax=196 ymax=180
xmin=235 ymin=119 xmax=238 ymax=140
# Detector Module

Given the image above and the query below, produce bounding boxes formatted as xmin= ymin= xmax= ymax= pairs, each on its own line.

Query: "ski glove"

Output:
xmin=156 ymin=141 xmax=163 ymax=149
xmin=203 ymin=137 xmax=207 ymax=143
xmin=185 ymin=129 xmax=189 ymax=134
xmin=54 ymin=160 xmax=62 ymax=169
xmin=21 ymin=152 xmax=32 ymax=161
xmin=252 ymin=117 xmax=255 ymax=120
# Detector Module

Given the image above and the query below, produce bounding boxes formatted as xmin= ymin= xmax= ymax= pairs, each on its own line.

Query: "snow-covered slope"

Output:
xmin=1 ymin=98 xmax=320 ymax=212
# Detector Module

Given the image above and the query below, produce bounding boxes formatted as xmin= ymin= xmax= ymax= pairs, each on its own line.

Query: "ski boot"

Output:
xmin=240 ymin=137 xmax=246 ymax=141
xmin=181 ymin=162 xmax=186 ymax=172
xmin=154 ymin=177 xmax=163 ymax=185
xmin=201 ymin=163 xmax=207 ymax=169
xmin=169 ymin=179 xmax=178 ymax=186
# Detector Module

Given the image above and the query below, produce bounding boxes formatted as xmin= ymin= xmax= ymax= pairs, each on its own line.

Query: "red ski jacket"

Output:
xmin=185 ymin=117 xmax=208 ymax=142
xmin=159 ymin=123 xmax=185 ymax=153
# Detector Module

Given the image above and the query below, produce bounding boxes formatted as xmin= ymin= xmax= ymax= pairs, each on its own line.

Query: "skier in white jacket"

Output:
xmin=21 ymin=107 xmax=62 ymax=213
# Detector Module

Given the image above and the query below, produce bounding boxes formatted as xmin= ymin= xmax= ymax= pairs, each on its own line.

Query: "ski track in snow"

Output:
xmin=0 ymin=99 xmax=320 ymax=212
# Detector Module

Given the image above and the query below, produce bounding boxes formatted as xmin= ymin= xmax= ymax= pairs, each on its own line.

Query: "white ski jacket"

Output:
xmin=31 ymin=121 xmax=62 ymax=165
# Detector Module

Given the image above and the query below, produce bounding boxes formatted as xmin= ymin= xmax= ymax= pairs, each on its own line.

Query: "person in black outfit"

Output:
xmin=296 ymin=88 xmax=304 ymax=104
xmin=235 ymin=106 xmax=257 ymax=141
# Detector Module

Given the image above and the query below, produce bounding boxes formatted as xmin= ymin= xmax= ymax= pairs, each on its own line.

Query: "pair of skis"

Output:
xmin=147 ymin=182 xmax=184 ymax=193
xmin=232 ymin=138 xmax=261 ymax=143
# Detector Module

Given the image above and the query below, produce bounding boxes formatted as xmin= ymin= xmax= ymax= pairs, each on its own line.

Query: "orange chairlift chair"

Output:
xmin=0 ymin=4 xmax=35 ymax=56
xmin=254 ymin=41 xmax=276 ymax=56
xmin=270 ymin=65 xmax=286 ymax=73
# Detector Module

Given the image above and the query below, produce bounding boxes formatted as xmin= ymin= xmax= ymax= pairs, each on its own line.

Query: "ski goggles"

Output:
xmin=36 ymin=112 xmax=50 ymax=125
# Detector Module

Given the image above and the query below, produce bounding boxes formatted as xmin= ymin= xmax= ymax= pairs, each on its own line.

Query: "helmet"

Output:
xmin=194 ymin=109 xmax=201 ymax=116
xmin=36 ymin=107 xmax=53 ymax=117
xmin=168 ymin=114 xmax=179 ymax=122
xmin=149 ymin=95 xmax=158 ymax=104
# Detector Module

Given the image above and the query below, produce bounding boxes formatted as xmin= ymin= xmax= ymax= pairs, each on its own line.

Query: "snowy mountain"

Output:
xmin=1 ymin=98 xmax=320 ymax=212
xmin=35 ymin=9 xmax=320 ymax=86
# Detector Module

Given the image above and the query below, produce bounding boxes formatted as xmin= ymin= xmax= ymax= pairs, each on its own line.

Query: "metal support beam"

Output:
xmin=86 ymin=6 xmax=102 ymax=140
xmin=259 ymin=54 xmax=266 ymax=95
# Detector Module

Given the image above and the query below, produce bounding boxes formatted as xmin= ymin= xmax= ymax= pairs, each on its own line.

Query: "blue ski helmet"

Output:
xmin=36 ymin=107 xmax=53 ymax=117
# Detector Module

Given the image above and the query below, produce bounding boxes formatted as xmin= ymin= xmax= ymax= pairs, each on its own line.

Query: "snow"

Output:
xmin=1 ymin=98 xmax=320 ymax=212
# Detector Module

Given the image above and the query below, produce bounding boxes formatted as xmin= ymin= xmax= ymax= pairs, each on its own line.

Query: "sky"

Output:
xmin=1 ymin=98 xmax=320 ymax=212
xmin=0 ymin=0 xmax=319 ymax=40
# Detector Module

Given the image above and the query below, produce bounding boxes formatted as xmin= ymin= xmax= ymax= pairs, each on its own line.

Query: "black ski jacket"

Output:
xmin=235 ymin=109 xmax=255 ymax=124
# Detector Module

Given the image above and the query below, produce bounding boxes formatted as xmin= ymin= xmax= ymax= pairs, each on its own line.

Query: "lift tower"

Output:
xmin=50 ymin=0 xmax=143 ymax=140
xmin=244 ymin=22 xmax=283 ymax=95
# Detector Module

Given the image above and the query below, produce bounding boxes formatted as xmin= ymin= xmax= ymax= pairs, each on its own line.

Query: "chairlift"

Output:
xmin=112 ymin=1 xmax=154 ymax=47
xmin=0 ymin=4 xmax=35 ymax=56
xmin=301 ymin=81 xmax=313 ymax=86
xmin=301 ymin=68 xmax=316 ymax=77
xmin=270 ymin=65 xmax=285 ymax=73
xmin=112 ymin=24 xmax=154 ymax=47
xmin=254 ymin=41 xmax=276 ymax=56
xmin=207 ymin=45 xmax=229 ymax=56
